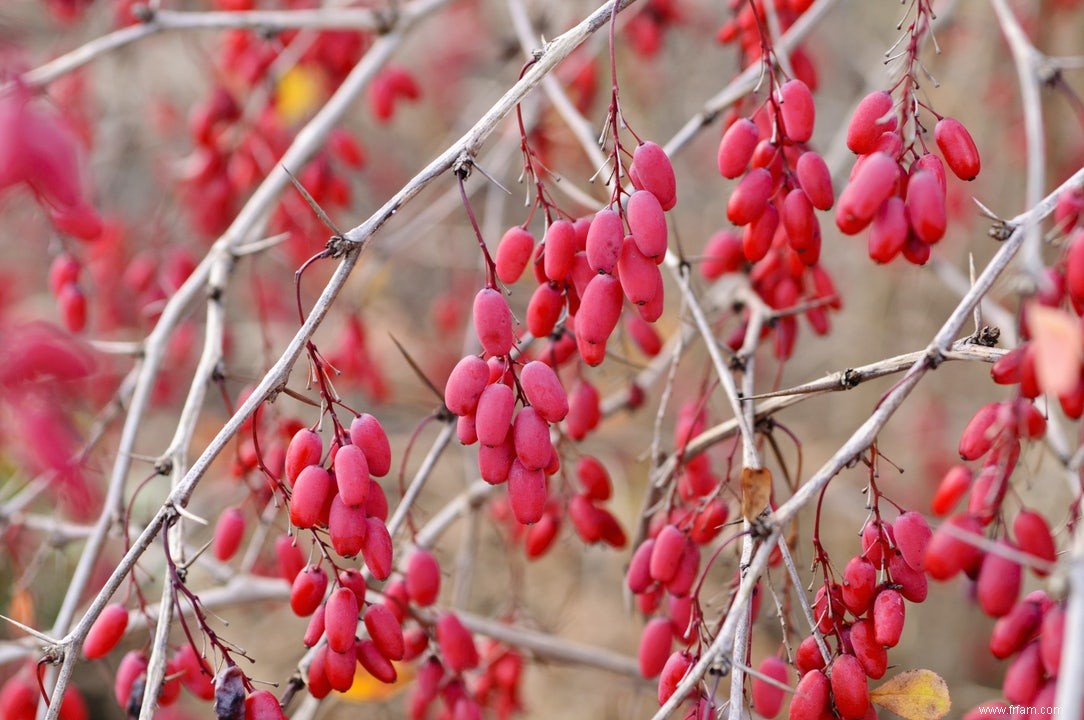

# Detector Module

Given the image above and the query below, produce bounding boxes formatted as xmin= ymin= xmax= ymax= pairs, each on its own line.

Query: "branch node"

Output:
xmin=131 ymin=3 xmax=154 ymax=23
xmin=968 ymin=325 xmax=1001 ymax=347
xmin=840 ymin=368 xmax=860 ymax=389
xmin=453 ymin=153 xmax=475 ymax=180
xmin=924 ymin=347 xmax=946 ymax=369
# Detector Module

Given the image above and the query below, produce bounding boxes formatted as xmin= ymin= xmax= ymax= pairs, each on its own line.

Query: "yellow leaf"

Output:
xmin=1028 ymin=303 xmax=1083 ymax=397
xmin=740 ymin=466 xmax=772 ymax=522
xmin=275 ymin=66 xmax=327 ymax=125
xmin=869 ymin=669 xmax=951 ymax=720
xmin=338 ymin=660 xmax=414 ymax=703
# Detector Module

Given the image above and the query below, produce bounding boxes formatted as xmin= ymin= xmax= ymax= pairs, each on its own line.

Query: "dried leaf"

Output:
xmin=275 ymin=65 xmax=326 ymax=124
xmin=1028 ymin=303 xmax=1083 ymax=397
xmin=870 ymin=669 xmax=951 ymax=720
xmin=740 ymin=466 xmax=772 ymax=522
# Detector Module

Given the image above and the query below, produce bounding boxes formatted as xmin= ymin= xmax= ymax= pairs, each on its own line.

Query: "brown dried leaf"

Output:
xmin=870 ymin=669 xmax=951 ymax=720
xmin=740 ymin=466 xmax=772 ymax=522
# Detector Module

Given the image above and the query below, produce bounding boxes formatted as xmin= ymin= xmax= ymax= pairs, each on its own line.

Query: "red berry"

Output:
xmin=958 ymin=402 xmax=1001 ymax=460
xmin=868 ymin=195 xmax=907 ymax=263
xmin=627 ymin=189 xmax=668 ymax=259
xmin=334 ymin=444 xmax=371 ymax=508
xmin=83 ymin=603 xmax=129 ymax=659
xmin=437 ymin=613 xmax=479 ymax=672
xmin=507 ymin=459 xmax=547 ymax=524
xmin=475 ymin=382 xmax=515 ymax=447
xmin=977 ymin=543 xmax=1022 ymax=617
xmin=1013 ymin=510 xmax=1057 ymax=575
xmin=638 ymin=617 xmax=674 ymax=678
xmin=1039 ymin=604 xmax=1065 ymax=675
xmin=325 ymin=587 xmax=360 ymax=654
xmin=324 ymin=645 xmax=357 ymax=692
xmin=847 ymin=91 xmax=895 ymax=155
xmin=576 ymin=272 xmax=623 ymax=346
xmin=701 ymin=230 xmax=744 ymax=279
xmin=795 ymin=635 xmax=826 ymax=676
xmin=445 ymin=355 xmax=490 ymax=416
xmin=934 ymin=117 xmax=980 ymax=181
xmin=830 ymin=654 xmax=869 ymax=719
xmin=873 ymin=589 xmax=905 ymax=647
xmin=361 ymin=517 xmax=393 ymax=580
xmin=796 ymin=151 xmax=834 ymax=210
xmin=888 ymin=550 xmax=928 ymax=602
xmin=349 ymin=413 xmax=391 ymax=478
xmin=543 ymin=220 xmax=578 ymax=281
xmin=631 ymin=141 xmax=677 ymax=211
xmin=627 ymin=539 xmax=655 ymax=594
xmin=717 ymin=118 xmax=760 ymax=179
xmin=245 ymin=690 xmax=286 ymax=720
xmin=932 ymin=465 xmax=972 ymax=517
xmin=752 ymin=656 xmax=788 ymax=718
xmin=849 ymin=617 xmax=887 ymax=679
xmin=836 ymin=153 xmax=898 ymax=234
xmin=285 ymin=429 xmax=323 ymax=486
xmin=212 ymin=506 xmax=245 ymax=562
xmin=893 ymin=511 xmax=932 ymax=572
xmin=650 ymin=525 xmax=686 ymax=583
xmin=586 ymin=209 xmax=624 ymax=275
xmin=494 ymin=226 xmax=534 ymax=285
xmin=405 ymin=549 xmax=441 ymax=607
xmin=727 ymin=168 xmax=773 ymax=226
xmin=990 ymin=598 xmax=1044 ymax=659
xmin=1002 ymin=641 xmax=1043 ymax=705
xmin=290 ymin=565 xmax=328 ymax=617
xmin=656 ymin=650 xmax=693 ymax=705
xmin=303 ymin=605 xmax=325 ymax=647
xmin=619 ymin=236 xmax=662 ymax=306
xmin=778 ymin=79 xmax=815 ymax=143
xmin=841 ymin=556 xmax=877 ymax=615
xmin=114 ymin=650 xmax=148 ymax=708
xmin=789 ymin=668 xmax=830 ymax=720
xmin=473 ymin=288 xmax=514 ymax=358
xmin=364 ymin=603 xmax=405 ymax=661
xmin=743 ymin=202 xmax=778 ymax=261
xmin=58 ymin=283 xmax=86 ymax=333
xmin=905 ymin=169 xmax=947 ymax=244
xmin=289 ymin=464 xmax=333 ymax=529
xmin=520 ymin=360 xmax=569 ymax=423
xmin=526 ymin=282 xmax=564 ymax=339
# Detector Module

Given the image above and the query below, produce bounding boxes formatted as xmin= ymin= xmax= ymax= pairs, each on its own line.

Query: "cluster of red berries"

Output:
xmin=836 ymin=91 xmax=981 ymax=264
xmin=705 ymin=77 xmax=843 ymax=358
xmin=715 ymin=0 xmax=820 ymax=92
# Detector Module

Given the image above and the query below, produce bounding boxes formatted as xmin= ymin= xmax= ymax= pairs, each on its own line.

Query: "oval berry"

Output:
xmin=290 ymin=565 xmax=328 ymax=616
xmin=631 ymin=141 xmax=676 ymax=211
xmin=83 ymin=603 xmax=129 ymax=660
xmin=473 ymin=288 xmax=514 ymax=357
xmin=289 ymin=465 xmax=333 ymax=529
xmin=520 ymin=360 xmax=568 ymax=423
xmin=847 ymin=91 xmax=895 ymax=155
xmin=893 ymin=511 xmax=932 ymax=571
xmin=935 ymin=117 xmax=980 ymax=181
xmin=357 ymin=639 xmax=397 ymax=684
xmin=905 ymin=169 xmax=946 ymax=244
xmin=778 ymin=79 xmax=815 ymax=143
xmin=789 ymin=668 xmax=830 ymax=720
xmin=325 ymin=587 xmax=359 ymax=654
xmin=364 ymin=603 xmax=405 ymax=661
xmin=245 ymin=690 xmax=286 ymax=720
xmin=627 ymin=189 xmax=668 ymax=259
xmin=751 ymin=656 xmax=788 ymax=718
xmin=873 ymin=588 xmax=906 ymax=647
xmin=285 ymin=428 xmax=322 ymax=486
xmin=543 ymin=220 xmax=577 ymax=281
xmin=836 ymin=152 xmax=898 ymax=233
xmin=638 ymin=617 xmax=673 ymax=678
xmin=868 ymin=195 xmax=907 ymax=263
xmin=526 ymin=282 xmax=564 ymax=339
xmin=494 ymin=226 xmax=534 ymax=285
xmin=361 ymin=517 xmax=393 ymax=580
xmin=475 ymin=382 xmax=515 ymax=447
xmin=619 ymin=236 xmax=661 ymax=305
xmin=795 ymin=151 xmax=834 ymax=210
xmin=405 ymin=549 xmax=441 ymax=606
xmin=507 ymin=459 xmax=547 ymax=524
xmin=650 ymin=525 xmax=686 ymax=583
xmin=437 ymin=613 xmax=479 ymax=672
xmin=727 ymin=168 xmax=772 ymax=226
xmin=1013 ymin=510 xmax=1056 ymax=575
xmin=977 ymin=543 xmax=1022 ymax=617
xmin=830 ymin=654 xmax=869 ymax=720
xmin=656 ymin=651 xmax=692 ymax=705
xmin=701 ymin=230 xmax=743 ymax=279
xmin=444 ymin=355 xmax=490 ymax=416
xmin=348 ymin=413 xmax=391 ymax=478
xmin=576 ymin=273 xmax=623 ymax=346
xmin=717 ymin=118 xmax=759 ymax=179
xmin=586 ymin=209 xmax=624 ymax=275
xmin=334 ymin=444 xmax=371 ymax=508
